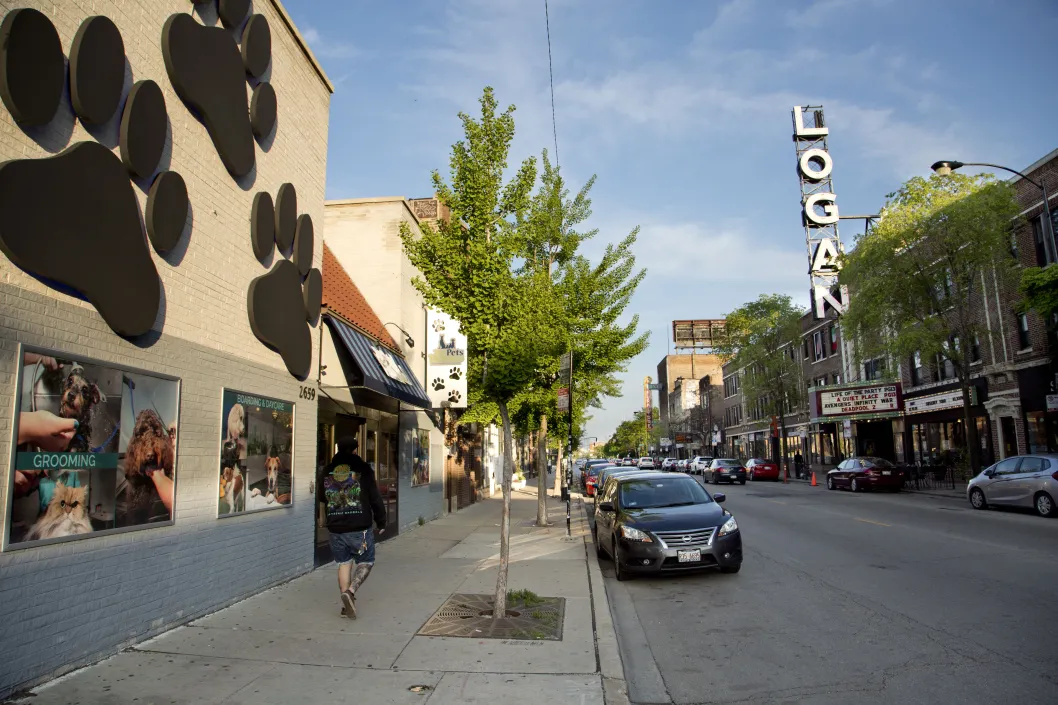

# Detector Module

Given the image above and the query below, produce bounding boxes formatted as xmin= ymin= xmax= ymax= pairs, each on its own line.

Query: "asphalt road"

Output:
xmin=588 ymin=478 xmax=1058 ymax=705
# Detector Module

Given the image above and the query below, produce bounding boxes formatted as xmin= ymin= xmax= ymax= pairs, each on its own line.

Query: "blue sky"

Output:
xmin=284 ymin=0 xmax=1058 ymax=444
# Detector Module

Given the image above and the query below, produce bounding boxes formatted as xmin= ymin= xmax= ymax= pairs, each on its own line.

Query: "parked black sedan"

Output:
xmin=705 ymin=458 xmax=748 ymax=485
xmin=593 ymin=472 xmax=742 ymax=580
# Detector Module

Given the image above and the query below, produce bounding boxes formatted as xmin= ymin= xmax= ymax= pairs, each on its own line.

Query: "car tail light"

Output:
xmin=1052 ymin=471 xmax=1058 ymax=481
xmin=865 ymin=469 xmax=878 ymax=476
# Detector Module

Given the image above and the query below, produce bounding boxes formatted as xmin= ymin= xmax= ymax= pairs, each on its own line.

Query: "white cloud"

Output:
xmin=301 ymin=26 xmax=360 ymax=59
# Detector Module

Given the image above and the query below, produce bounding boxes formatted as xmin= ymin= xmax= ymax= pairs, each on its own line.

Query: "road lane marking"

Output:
xmin=768 ymin=500 xmax=787 ymax=505
xmin=855 ymin=518 xmax=890 ymax=527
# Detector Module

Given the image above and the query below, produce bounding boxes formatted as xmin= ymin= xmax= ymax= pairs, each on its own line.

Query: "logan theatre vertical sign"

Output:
xmin=792 ymin=106 xmax=847 ymax=319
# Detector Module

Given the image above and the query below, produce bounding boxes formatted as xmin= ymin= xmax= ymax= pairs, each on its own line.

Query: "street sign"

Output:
xmin=660 ymin=437 xmax=672 ymax=446
xmin=559 ymin=353 xmax=571 ymax=384
xmin=647 ymin=383 xmax=661 ymax=391
xmin=557 ymin=387 xmax=569 ymax=411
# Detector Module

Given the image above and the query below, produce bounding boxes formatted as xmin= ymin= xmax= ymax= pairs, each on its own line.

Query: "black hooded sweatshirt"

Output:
xmin=316 ymin=451 xmax=387 ymax=534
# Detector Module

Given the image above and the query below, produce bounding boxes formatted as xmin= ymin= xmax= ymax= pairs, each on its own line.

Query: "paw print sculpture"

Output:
xmin=432 ymin=378 xmax=446 ymax=391
xmin=0 ymin=10 xmax=189 ymax=338
xmin=247 ymin=183 xmax=322 ymax=380
xmin=162 ymin=0 xmax=276 ymax=178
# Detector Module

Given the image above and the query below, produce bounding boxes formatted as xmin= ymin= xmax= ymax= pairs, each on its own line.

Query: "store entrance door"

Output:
xmin=1000 ymin=417 xmax=1017 ymax=458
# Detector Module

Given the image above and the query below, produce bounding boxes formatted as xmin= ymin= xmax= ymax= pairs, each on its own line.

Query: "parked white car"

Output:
xmin=691 ymin=456 xmax=713 ymax=475
xmin=637 ymin=457 xmax=655 ymax=469
xmin=661 ymin=457 xmax=677 ymax=470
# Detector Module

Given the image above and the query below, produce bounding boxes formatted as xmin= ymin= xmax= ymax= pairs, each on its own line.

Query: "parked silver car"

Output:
xmin=967 ymin=454 xmax=1058 ymax=517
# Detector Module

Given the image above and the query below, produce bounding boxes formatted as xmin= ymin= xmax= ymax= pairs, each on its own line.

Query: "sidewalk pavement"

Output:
xmin=17 ymin=486 xmax=628 ymax=705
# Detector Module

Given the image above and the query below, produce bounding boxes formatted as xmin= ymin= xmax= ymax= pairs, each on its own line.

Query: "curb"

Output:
xmin=581 ymin=499 xmax=631 ymax=705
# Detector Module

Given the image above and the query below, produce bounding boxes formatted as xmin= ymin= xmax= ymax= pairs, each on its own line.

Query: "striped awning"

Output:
xmin=325 ymin=315 xmax=431 ymax=409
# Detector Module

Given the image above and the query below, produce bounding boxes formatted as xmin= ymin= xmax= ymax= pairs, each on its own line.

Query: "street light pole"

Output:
xmin=931 ymin=160 xmax=1055 ymax=264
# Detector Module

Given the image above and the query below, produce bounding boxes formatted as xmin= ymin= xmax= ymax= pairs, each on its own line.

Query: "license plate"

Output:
xmin=729 ymin=474 xmax=739 ymax=478
xmin=882 ymin=470 xmax=891 ymax=475
xmin=677 ymin=549 xmax=701 ymax=563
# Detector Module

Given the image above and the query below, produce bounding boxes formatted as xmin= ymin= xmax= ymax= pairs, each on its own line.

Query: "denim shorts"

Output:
xmin=330 ymin=529 xmax=375 ymax=566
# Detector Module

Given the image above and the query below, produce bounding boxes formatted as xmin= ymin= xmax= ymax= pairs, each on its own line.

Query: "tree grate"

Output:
xmin=416 ymin=593 xmax=565 ymax=640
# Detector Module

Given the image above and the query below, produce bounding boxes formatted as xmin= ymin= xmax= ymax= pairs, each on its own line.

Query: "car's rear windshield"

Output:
xmin=750 ymin=458 xmax=771 ymax=464
xmin=619 ymin=477 xmax=714 ymax=509
xmin=864 ymin=457 xmax=895 ymax=468
xmin=716 ymin=459 xmax=742 ymax=467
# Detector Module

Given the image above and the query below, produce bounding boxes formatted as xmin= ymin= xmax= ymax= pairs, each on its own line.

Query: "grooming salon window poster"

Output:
xmin=5 ymin=347 xmax=180 ymax=550
xmin=219 ymin=389 xmax=293 ymax=516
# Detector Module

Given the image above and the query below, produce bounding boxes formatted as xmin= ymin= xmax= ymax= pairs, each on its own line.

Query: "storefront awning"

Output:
xmin=325 ymin=315 xmax=432 ymax=409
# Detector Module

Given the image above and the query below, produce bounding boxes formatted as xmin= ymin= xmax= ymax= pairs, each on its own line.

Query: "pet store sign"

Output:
xmin=427 ymin=308 xmax=467 ymax=408
xmin=16 ymin=451 xmax=118 ymax=469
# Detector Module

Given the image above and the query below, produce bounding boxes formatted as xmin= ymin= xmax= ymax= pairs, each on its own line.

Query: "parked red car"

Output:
xmin=746 ymin=458 xmax=780 ymax=481
xmin=826 ymin=457 xmax=902 ymax=492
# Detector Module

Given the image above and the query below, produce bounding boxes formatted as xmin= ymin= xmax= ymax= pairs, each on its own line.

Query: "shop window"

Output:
xmin=1017 ymin=313 xmax=1030 ymax=350
xmin=1026 ymin=412 xmax=1050 ymax=454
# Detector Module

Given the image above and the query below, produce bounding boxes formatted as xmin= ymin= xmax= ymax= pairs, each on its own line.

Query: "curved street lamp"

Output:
xmin=383 ymin=321 xmax=415 ymax=348
xmin=931 ymin=160 xmax=1055 ymax=263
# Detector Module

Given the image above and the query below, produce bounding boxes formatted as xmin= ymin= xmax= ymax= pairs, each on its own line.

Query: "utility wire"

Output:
xmin=544 ymin=0 xmax=558 ymax=168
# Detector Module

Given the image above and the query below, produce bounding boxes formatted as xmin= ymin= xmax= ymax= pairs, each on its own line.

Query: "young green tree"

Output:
xmin=400 ymin=87 xmax=541 ymax=620
xmin=515 ymin=150 xmax=595 ymax=525
xmin=839 ymin=173 xmax=1020 ymax=474
xmin=715 ymin=294 xmax=806 ymax=476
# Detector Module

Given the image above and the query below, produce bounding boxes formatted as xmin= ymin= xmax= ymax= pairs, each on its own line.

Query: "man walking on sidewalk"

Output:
xmin=316 ymin=436 xmax=387 ymax=619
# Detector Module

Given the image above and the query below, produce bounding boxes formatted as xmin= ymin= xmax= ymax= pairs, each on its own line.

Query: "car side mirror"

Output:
xmin=713 ymin=492 xmax=726 ymax=503
xmin=598 ymin=502 xmax=614 ymax=512
xmin=984 ymin=469 xmax=995 ymax=478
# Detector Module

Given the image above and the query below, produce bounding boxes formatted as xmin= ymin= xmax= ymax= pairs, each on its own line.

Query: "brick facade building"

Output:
xmin=721 ymin=149 xmax=1058 ymax=477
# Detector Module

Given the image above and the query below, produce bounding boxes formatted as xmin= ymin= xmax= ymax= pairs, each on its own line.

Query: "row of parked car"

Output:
xmin=588 ymin=466 xmax=743 ymax=580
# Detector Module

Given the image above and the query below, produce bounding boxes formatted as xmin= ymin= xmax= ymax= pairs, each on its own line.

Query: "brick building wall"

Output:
xmin=0 ymin=0 xmax=331 ymax=696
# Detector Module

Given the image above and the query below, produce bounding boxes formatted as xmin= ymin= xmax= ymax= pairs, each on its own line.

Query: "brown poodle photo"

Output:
xmin=121 ymin=409 xmax=175 ymax=525
xmin=59 ymin=365 xmax=103 ymax=452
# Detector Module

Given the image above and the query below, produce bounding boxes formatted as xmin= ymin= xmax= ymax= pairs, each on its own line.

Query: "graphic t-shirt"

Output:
xmin=317 ymin=452 xmax=385 ymax=533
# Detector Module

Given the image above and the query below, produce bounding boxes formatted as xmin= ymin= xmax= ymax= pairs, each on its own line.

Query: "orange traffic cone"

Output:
xmin=811 ymin=472 xmax=818 ymax=487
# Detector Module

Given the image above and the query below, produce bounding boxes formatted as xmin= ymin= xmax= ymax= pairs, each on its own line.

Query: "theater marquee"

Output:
xmin=811 ymin=383 xmax=903 ymax=421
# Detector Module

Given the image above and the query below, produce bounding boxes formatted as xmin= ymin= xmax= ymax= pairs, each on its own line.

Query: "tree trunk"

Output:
xmin=554 ymin=443 xmax=564 ymax=495
xmin=779 ymin=414 xmax=789 ymax=480
xmin=494 ymin=399 xmax=514 ymax=621
xmin=960 ymin=378 xmax=980 ymax=476
xmin=537 ymin=414 xmax=550 ymax=525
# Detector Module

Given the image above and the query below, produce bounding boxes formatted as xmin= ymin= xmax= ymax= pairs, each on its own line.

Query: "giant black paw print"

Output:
xmin=0 ymin=9 xmax=189 ymax=338
xmin=432 ymin=378 xmax=446 ymax=391
xmin=162 ymin=0 xmax=275 ymax=178
xmin=447 ymin=389 xmax=462 ymax=405
xmin=247 ymin=183 xmax=321 ymax=379
xmin=432 ymin=319 xmax=446 ymax=332
xmin=449 ymin=367 xmax=462 ymax=381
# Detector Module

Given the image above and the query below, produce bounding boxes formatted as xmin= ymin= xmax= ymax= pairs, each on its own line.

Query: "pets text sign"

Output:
xmin=6 ymin=347 xmax=180 ymax=550
xmin=427 ymin=309 xmax=467 ymax=408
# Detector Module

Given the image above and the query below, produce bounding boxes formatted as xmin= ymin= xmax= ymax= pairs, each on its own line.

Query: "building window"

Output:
xmin=815 ymin=377 xmax=826 ymax=388
xmin=829 ymin=325 xmax=839 ymax=354
xmin=1018 ymin=312 xmax=1031 ymax=350
xmin=970 ymin=335 xmax=981 ymax=363
xmin=803 ymin=339 xmax=810 ymax=360
xmin=910 ymin=351 xmax=923 ymax=385
xmin=864 ymin=358 xmax=883 ymax=381
xmin=813 ymin=331 xmax=825 ymax=362
xmin=832 ymin=374 xmax=841 ymax=385
xmin=1032 ymin=212 xmax=1057 ymax=266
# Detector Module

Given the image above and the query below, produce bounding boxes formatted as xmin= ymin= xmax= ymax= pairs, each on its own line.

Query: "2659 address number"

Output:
xmin=299 ymin=386 xmax=316 ymax=401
